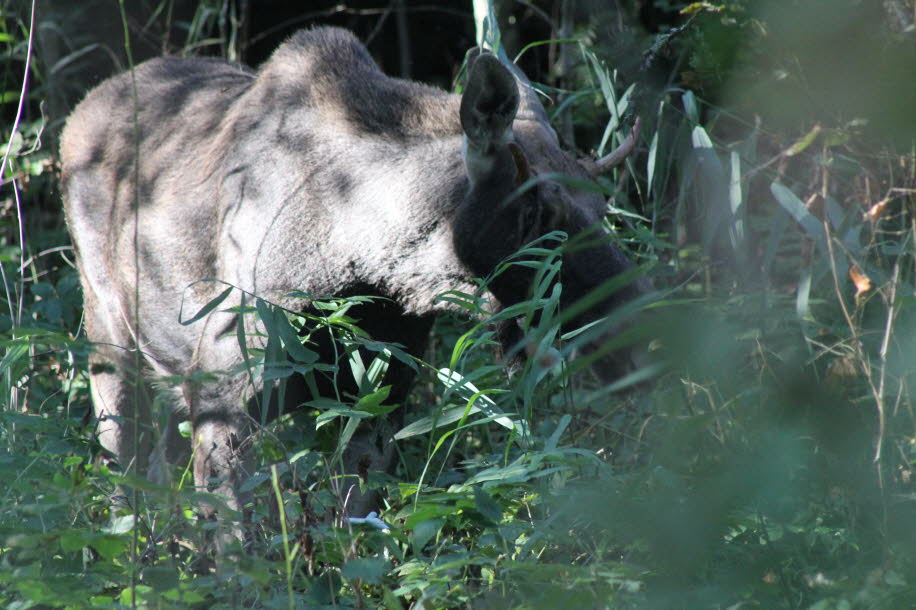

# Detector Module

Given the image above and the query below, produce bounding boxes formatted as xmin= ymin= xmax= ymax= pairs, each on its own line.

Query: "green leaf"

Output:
xmin=437 ymin=368 xmax=517 ymax=431
xmin=395 ymin=405 xmax=469 ymax=439
xmin=59 ymin=530 xmax=90 ymax=552
xmin=465 ymin=460 xmax=534 ymax=486
xmin=332 ymin=416 xmax=361 ymax=463
xmin=691 ymin=125 xmax=713 ymax=150
xmin=728 ymin=150 xmax=744 ymax=246
xmin=341 ymin=558 xmax=389 ymax=584
xmin=354 ymin=385 xmax=394 ymax=415
xmin=91 ymin=534 xmax=129 ymax=559
xmin=394 ymin=369 xmax=521 ymax=440
xmin=411 ymin=518 xmax=444 ymax=553
xmin=785 ymin=124 xmax=821 ymax=156
xmin=545 ymin=415 xmax=571 ymax=452
xmin=119 ymin=585 xmax=153 ymax=606
xmin=647 ymin=128 xmax=659 ymax=197
xmin=273 ymin=310 xmax=319 ymax=365
xmin=315 ymin=405 xmax=370 ymax=428
xmin=104 ymin=514 xmax=136 ymax=534
xmin=238 ymin=470 xmax=271 ymax=494
xmin=796 ymin=263 xmax=813 ymax=321
xmin=770 ymin=182 xmax=828 ymax=256
xmin=142 ymin=566 xmax=180 ymax=591
xmin=473 ymin=486 xmax=503 ymax=524
xmin=180 ymin=284 xmax=233 ymax=325
xmin=365 ymin=349 xmax=391 ymax=390
xmin=1 ymin=342 xmax=29 ymax=373
xmin=682 ymin=90 xmax=699 ymax=124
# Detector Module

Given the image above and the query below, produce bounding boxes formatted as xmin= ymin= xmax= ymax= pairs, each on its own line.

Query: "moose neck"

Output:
xmin=214 ymin=87 xmax=477 ymax=319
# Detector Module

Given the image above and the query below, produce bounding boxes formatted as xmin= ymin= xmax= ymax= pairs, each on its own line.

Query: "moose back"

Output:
xmin=61 ymin=27 xmax=642 ymax=528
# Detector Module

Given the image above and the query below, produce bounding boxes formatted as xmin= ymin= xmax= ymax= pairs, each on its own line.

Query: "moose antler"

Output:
xmin=581 ymin=117 xmax=641 ymax=176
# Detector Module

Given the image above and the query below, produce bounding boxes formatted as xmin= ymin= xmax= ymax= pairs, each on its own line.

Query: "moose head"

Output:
xmin=454 ymin=50 xmax=645 ymax=371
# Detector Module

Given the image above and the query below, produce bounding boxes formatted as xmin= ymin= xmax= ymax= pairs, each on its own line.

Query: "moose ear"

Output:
xmin=459 ymin=53 xmax=519 ymax=151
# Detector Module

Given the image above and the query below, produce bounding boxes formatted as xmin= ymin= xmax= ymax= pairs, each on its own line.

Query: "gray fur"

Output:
xmin=61 ymin=27 xmax=640 ymax=537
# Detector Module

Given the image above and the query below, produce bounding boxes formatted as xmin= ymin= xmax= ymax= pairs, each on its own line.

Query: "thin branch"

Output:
xmin=0 ymin=0 xmax=36 ymax=183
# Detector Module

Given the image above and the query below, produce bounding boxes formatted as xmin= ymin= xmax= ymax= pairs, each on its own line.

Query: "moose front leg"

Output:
xmin=338 ymin=418 xmax=398 ymax=517
xmin=185 ymin=378 xmax=254 ymax=549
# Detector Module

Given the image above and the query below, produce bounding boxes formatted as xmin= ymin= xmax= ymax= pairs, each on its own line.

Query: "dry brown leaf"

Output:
xmin=826 ymin=355 xmax=858 ymax=389
xmin=863 ymin=198 xmax=889 ymax=223
xmin=849 ymin=264 xmax=872 ymax=296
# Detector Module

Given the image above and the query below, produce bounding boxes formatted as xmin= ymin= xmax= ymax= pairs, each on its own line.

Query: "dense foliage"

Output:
xmin=2 ymin=1 xmax=915 ymax=607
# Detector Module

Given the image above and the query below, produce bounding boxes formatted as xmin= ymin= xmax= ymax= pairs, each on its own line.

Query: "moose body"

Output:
xmin=61 ymin=27 xmax=641 ymax=529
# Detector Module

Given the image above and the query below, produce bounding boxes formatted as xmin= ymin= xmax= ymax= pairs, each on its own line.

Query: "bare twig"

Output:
xmin=875 ymin=261 xmax=900 ymax=462
xmin=0 ymin=0 xmax=35 ymax=184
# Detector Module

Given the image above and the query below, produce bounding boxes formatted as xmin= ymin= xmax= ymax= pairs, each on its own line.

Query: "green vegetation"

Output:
xmin=2 ymin=1 xmax=915 ymax=607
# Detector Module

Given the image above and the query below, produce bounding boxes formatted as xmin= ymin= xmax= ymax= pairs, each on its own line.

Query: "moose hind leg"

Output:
xmin=85 ymin=301 xmax=155 ymax=476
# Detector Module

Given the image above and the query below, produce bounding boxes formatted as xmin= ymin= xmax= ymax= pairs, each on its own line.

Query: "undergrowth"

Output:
xmin=2 ymin=1 xmax=915 ymax=608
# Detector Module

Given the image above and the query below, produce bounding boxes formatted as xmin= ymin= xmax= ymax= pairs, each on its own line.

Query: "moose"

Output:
xmin=61 ymin=27 xmax=644 ymax=536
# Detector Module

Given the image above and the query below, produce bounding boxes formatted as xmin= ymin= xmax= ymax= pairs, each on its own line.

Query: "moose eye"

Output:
xmin=519 ymin=187 xmax=567 ymax=239
xmin=516 ymin=201 xmax=547 ymax=244
xmin=522 ymin=203 xmax=540 ymax=228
